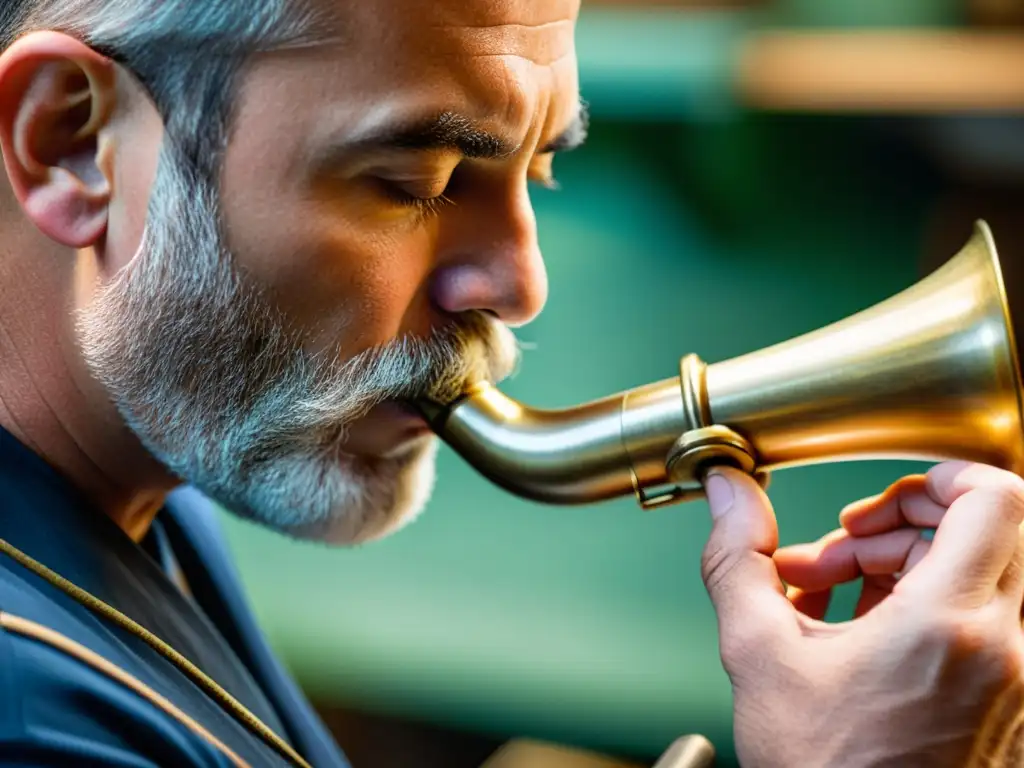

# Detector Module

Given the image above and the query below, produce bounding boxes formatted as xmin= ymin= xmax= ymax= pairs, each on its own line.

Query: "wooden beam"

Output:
xmin=737 ymin=31 xmax=1024 ymax=112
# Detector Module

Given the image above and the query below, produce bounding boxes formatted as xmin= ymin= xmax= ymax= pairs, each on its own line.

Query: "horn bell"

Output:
xmin=417 ymin=220 xmax=1024 ymax=509
xmin=703 ymin=219 xmax=1024 ymax=479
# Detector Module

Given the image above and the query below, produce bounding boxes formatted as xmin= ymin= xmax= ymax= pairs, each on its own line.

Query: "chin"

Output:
xmin=333 ymin=436 xmax=441 ymax=546
xmin=246 ymin=435 xmax=442 ymax=548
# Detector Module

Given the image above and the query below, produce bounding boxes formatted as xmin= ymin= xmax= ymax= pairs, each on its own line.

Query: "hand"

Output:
xmin=700 ymin=461 xmax=1024 ymax=768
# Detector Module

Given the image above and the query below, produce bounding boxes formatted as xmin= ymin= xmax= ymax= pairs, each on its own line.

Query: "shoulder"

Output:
xmin=0 ymin=554 xmax=249 ymax=766
xmin=0 ymin=609 xmax=239 ymax=766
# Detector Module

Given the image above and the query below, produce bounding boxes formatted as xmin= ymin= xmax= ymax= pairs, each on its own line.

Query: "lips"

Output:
xmin=338 ymin=400 xmax=433 ymax=458
xmin=387 ymin=400 xmax=426 ymax=420
xmin=375 ymin=400 xmax=431 ymax=432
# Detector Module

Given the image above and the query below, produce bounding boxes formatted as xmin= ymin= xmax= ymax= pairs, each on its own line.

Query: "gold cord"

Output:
xmin=0 ymin=612 xmax=251 ymax=768
xmin=0 ymin=538 xmax=312 ymax=768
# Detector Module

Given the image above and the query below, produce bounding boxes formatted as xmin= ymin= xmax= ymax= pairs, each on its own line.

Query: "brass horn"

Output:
xmin=416 ymin=220 xmax=1024 ymax=510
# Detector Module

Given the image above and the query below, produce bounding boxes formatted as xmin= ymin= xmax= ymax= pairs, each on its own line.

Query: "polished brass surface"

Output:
xmin=417 ymin=221 xmax=1024 ymax=508
xmin=664 ymin=426 xmax=757 ymax=484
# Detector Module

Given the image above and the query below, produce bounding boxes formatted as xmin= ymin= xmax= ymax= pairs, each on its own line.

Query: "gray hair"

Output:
xmin=0 ymin=0 xmax=332 ymax=178
xmin=3 ymin=0 xmax=524 ymax=545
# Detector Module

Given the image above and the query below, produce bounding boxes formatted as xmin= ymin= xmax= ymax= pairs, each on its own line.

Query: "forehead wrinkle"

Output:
xmin=269 ymin=2 xmax=579 ymax=165
xmin=461 ymin=49 xmax=575 ymax=67
xmin=432 ymin=21 xmax=574 ymax=67
xmin=430 ymin=19 xmax=573 ymax=31
xmin=422 ymin=0 xmax=579 ymax=27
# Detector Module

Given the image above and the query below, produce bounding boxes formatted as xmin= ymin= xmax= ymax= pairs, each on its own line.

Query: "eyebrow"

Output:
xmin=339 ymin=102 xmax=590 ymax=161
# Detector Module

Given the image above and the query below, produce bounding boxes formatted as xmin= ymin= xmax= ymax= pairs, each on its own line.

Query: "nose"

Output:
xmin=430 ymin=186 xmax=548 ymax=327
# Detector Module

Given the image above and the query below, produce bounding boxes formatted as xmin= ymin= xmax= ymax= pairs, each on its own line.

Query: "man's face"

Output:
xmin=76 ymin=0 xmax=583 ymax=544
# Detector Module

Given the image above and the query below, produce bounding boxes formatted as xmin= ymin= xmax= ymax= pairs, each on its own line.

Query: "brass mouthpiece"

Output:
xmin=419 ymin=221 xmax=1024 ymax=510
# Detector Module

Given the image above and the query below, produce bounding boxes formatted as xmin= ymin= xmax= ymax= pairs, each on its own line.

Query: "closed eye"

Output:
xmin=377 ymin=180 xmax=456 ymax=219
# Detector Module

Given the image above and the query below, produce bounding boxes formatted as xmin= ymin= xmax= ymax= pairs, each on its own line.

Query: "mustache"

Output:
xmin=422 ymin=311 xmax=522 ymax=401
xmin=293 ymin=310 xmax=521 ymax=424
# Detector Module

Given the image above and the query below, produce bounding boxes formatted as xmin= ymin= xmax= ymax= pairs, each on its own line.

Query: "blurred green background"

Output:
xmin=218 ymin=2 xmax=1024 ymax=765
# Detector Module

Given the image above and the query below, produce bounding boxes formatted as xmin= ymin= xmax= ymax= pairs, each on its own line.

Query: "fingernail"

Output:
xmin=705 ymin=471 xmax=734 ymax=519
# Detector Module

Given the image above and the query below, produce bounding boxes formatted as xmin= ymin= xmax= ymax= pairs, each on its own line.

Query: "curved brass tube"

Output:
xmin=417 ymin=222 xmax=1024 ymax=510
xmin=416 ymin=373 xmax=702 ymax=508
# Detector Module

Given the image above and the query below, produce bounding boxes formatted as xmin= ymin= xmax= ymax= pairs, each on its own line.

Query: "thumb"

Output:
xmin=702 ymin=467 xmax=795 ymax=647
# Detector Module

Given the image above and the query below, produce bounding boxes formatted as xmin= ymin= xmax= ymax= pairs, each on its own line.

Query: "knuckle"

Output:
xmin=936 ymin=464 xmax=1024 ymax=529
xmin=991 ymin=640 xmax=1024 ymax=684
xmin=910 ymin=610 xmax=1024 ymax=707
xmin=929 ymin=461 xmax=1024 ymax=501
xmin=924 ymin=612 xmax=989 ymax=656
xmin=701 ymin=542 xmax=775 ymax=671
xmin=917 ymin=608 xmax=1010 ymax=670
xmin=986 ymin=467 xmax=1024 ymax=498
xmin=700 ymin=540 xmax=741 ymax=595
xmin=927 ymin=460 xmax=972 ymax=488
xmin=977 ymin=480 xmax=1024 ymax=525
xmin=956 ymin=463 xmax=1024 ymax=497
xmin=1000 ymin=472 xmax=1024 ymax=503
xmin=719 ymin=620 xmax=773 ymax=674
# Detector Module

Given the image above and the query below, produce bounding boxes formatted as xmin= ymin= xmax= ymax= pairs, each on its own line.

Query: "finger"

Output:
xmin=787 ymin=586 xmax=832 ymax=620
xmin=839 ymin=475 xmax=946 ymax=536
xmin=790 ymin=575 xmax=900 ymax=621
xmin=899 ymin=462 xmax=1024 ymax=606
xmin=900 ymin=532 xmax=933 ymax=576
xmin=998 ymin=522 xmax=1024 ymax=610
xmin=856 ymin=536 xmax=931 ymax=615
xmin=701 ymin=467 xmax=797 ymax=648
xmin=775 ymin=527 xmax=925 ymax=593
xmin=854 ymin=574 xmax=899 ymax=617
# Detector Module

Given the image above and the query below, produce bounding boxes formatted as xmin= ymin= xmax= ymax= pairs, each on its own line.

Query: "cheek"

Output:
xmin=222 ymin=190 xmax=437 ymax=357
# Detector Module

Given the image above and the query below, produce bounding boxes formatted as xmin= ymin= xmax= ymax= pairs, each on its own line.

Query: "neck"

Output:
xmin=0 ymin=230 xmax=177 ymax=542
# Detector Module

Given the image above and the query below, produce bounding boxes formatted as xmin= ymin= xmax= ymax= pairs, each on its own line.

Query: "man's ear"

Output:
xmin=0 ymin=31 xmax=117 ymax=249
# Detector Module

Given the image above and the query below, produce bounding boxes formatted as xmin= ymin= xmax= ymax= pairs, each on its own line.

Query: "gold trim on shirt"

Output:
xmin=0 ymin=611 xmax=250 ymax=767
xmin=0 ymin=538 xmax=310 ymax=768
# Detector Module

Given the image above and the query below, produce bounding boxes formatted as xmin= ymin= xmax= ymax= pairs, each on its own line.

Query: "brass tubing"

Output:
xmin=419 ymin=222 xmax=1024 ymax=509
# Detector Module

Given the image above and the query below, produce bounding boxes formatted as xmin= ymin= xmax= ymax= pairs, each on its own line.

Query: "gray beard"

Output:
xmin=74 ymin=141 xmax=519 ymax=545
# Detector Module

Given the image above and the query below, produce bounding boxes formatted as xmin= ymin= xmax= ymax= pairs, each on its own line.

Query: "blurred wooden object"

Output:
xmin=481 ymin=740 xmax=646 ymax=768
xmin=480 ymin=736 xmax=715 ymax=768
xmin=737 ymin=31 xmax=1024 ymax=111
xmin=315 ymin=702 xmax=502 ymax=768
xmin=970 ymin=0 xmax=1024 ymax=26
xmin=652 ymin=736 xmax=716 ymax=768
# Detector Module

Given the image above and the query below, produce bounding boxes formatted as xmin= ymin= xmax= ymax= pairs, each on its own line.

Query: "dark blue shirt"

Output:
xmin=0 ymin=428 xmax=350 ymax=767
